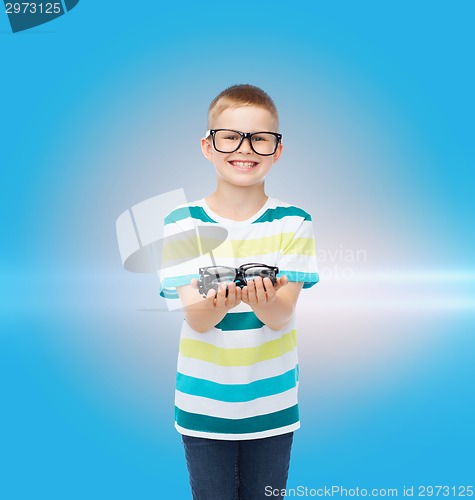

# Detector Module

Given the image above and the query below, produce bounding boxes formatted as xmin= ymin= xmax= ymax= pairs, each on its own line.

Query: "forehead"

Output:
xmin=212 ymin=106 xmax=278 ymax=132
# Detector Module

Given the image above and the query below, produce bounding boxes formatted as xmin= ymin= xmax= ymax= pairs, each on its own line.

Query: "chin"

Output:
xmin=228 ymin=178 xmax=265 ymax=189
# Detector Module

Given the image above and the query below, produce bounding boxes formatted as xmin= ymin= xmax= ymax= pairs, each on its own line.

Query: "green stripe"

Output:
xmin=175 ymin=404 xmax=299 ymax=434
xmin=215 ymin=312 xmax=264 ymax=331
xmin=281 ymin=236 xmax=316 ymax=256
xmin=179 ymin=329 xmax=297 ymax=366
xmin=165 ymin=206 xmax=217 ymax=225
xmin=209 ymin=233 xmax=315 ymax=258
xmin=253 ymin=206 xmax=312 ymax=224
xmin=176 ymin=366 xmax=299 ymax=402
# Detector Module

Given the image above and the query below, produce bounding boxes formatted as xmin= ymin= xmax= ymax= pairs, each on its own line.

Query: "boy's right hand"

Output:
xmin=178 ymin=280 xmax=242 ymax=333
xmin=190 ymin=279 xmax=242 ymax=311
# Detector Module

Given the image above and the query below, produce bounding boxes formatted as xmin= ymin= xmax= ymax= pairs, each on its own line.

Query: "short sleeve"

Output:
xmin=277 ymin=215 xmax=319 ymax=289
xmin=158 ymin=212 xmax=201 ymax=300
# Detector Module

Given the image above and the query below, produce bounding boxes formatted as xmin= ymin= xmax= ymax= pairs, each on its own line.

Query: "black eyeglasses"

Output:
xmin=206 ymin=129 xmax=282 ymax=156
xmin=198 ymin=263 xmax=279 ymax=297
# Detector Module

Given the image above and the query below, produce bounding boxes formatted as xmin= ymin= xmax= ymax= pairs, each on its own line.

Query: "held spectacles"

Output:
xmin=206 ymin=129 xmax=282 ymax=156
xmin=198 ymin=263 xmax=279 ymax=298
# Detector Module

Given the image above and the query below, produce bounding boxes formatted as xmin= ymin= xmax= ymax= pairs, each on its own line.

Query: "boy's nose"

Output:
xmin=237 ymin=137 xmax=253 ymax=153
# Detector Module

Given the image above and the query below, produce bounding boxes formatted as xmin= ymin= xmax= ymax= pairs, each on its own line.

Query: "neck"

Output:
xmin=206 ymin=180 xmax=268 ymax=219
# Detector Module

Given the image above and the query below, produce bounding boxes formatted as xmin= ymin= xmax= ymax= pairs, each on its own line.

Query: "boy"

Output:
xmin=160 ymin=84 xmax=319 ymax=499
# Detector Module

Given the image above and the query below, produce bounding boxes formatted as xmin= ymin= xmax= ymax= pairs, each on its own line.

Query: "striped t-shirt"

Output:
xmin=160 ymin=196 xmax=319 ymax=440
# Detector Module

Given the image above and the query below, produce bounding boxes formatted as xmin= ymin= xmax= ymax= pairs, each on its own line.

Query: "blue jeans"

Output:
xmin=182 ymin=432 xmax=293 ymax=500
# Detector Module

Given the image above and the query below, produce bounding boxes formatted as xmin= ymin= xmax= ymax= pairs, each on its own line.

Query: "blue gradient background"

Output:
xmin=1 ymin=2 xmax=474 ymax=498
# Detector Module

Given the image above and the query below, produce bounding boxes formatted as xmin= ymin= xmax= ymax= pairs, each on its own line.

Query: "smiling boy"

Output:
xmin=160 ymin=84 xmax=319 ymax=499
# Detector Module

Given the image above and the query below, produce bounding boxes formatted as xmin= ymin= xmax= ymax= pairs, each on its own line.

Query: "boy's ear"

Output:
xmin=272 ymin=142 xmax=283 ymax=163
xmin=201 ymin=137 xmax=214 ymax=161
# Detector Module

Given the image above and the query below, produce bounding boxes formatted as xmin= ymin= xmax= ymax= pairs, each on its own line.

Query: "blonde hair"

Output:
xmin=207 ymin=84 xmax=279 ymax=130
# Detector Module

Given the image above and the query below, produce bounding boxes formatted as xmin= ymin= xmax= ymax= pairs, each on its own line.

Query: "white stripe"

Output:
xmin=180 ymin=318 xmax=297 ymax=349
xmin=278 ymin=255 xmax=318 ymax=273
xmin=228 ymin=302 xmax=253 ymax=313
xmin=193 ymin=253 xmax=281 ymax=269
xmin=171 ymin=217 xmax=304 ymax=237
xmin=176 ymin=349 xmax=299 ymax=384
xmin=175 ymin=421 xmax=300 ymax=441
xmin=163 ymin=218 xmax=196 ymax=234
xmin=175 ymin=386 xmax=298 ymax=419
xmin=175 ymin=199 xmax=306 ymax=233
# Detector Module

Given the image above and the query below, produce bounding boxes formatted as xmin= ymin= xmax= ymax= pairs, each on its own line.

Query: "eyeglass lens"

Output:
xmin=242 ymin=266 xmax=275 ymax=281
xmin=205 ymin=266 xmax=236 ymax=286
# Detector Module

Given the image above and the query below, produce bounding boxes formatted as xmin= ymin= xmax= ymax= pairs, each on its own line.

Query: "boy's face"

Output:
xmin=201 ymin=106 xmax=283 ymax=189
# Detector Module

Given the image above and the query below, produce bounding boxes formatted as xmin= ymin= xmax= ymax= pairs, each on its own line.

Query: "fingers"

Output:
xmin=241 ymin=284 xmax=249 ymax=304
xmin=263 ymin=277 xmax=276 ymax=301
xmin=244 ymin=277 xmax=267 ymax=305
xmin=224 ymin=282 xmax=238 ymax=308
xmin=274 ymin=276 xmax=288 ymax=292
xmin=215 ymin=283 xmax=227 ymax=308
xmin=211 ymin=282 xmax=242 ymax=310
xmin=254 ymin=276 xmax=268 ymax=303
xmin=246 ymin=280 xmax=257 ymax=305
xmin=242 ymin=276 xmax=279 ymax=306
xmin=279 ymin=276 xmax=289 ymax=286
xmin=205 ymin=287 xmax=217 ymax=306
xmin=201 ymin=275 xmax=284 ymax=309
xmin=230 ymin=283 xmax=242 ymax=307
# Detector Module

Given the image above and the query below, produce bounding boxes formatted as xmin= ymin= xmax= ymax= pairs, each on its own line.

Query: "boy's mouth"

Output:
xmin=228 ymin=160 xmax=259 ymax=170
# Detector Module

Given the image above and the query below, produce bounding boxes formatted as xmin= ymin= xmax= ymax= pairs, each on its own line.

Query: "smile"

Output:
xmin=229 ymin=160 xmax=258 ymax=170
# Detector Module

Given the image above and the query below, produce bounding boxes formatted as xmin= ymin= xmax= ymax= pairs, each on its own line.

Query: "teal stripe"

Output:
xmin=215 ymin=312 xmax=264 ymax=331
xmin=165 ymin=206 xmax=217 ymax=225
xmin=162 ymin=274 xmax=199 ymax=287
xmin=159 ymin=274 xmax=200 ymax=298
xmin=175 ymin=404 xmax=299 ymax=434
xmin=160 ymin=288 xmax=179 ymax=299
xmin=278 ymin=270 xmax=319 ymax=288
xmin=176 ymin=366 xmax=299 ymax=402
xmin=253 ymin=206 xmax=312 ymax=224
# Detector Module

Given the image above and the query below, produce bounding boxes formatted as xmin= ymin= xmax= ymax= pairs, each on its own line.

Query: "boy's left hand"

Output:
xmin=241 ymin=275 xmax=289 ymax=307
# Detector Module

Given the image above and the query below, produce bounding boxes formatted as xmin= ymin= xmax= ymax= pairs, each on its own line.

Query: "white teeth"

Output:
xmin=231 ymin=161 xmax=256 ymax=168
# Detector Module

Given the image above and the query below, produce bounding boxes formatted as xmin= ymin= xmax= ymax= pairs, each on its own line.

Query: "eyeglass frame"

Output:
xmin=197 ymin=263 xmax=280 ymax=297
xmin=205 ymin=129 xmax=283 ymax=156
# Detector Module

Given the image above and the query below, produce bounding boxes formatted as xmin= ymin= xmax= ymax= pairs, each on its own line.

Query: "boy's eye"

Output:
xmin=223 ymin=133 xmax=240 ymax=141
xmin=252 ymin=134 xmax=269 ymax=142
